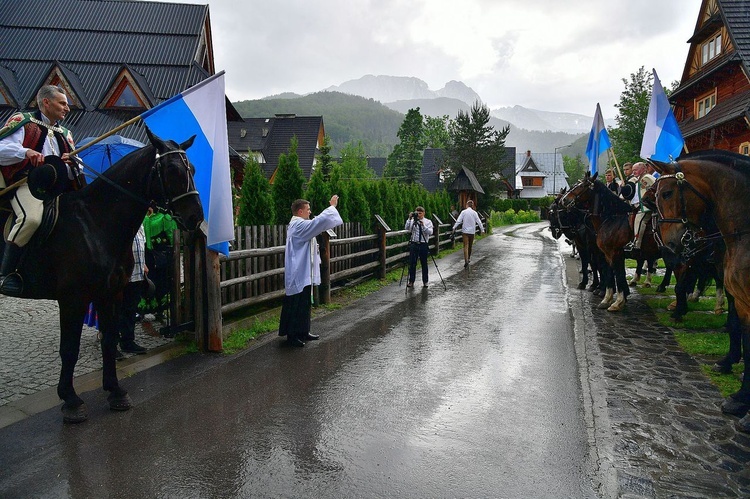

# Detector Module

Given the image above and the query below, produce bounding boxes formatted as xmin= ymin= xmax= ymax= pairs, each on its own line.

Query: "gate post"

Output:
xmin=206 ymin=248 xmax=223 ymax=352
xmin=374 ymin=215 xmax=390 ymax=279
xmin=319 ymin=232 xmax=331 ymax=304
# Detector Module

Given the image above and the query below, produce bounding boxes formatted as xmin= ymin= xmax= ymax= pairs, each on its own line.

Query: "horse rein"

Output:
xmin=653 ymin=170 xmax=750 ymax=256
xmin=74 ymin=147 xmax=198 ymax=216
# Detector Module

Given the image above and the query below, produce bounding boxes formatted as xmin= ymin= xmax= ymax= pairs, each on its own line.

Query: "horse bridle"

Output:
xmin=149 ymin=149 xmax=200 ymax=215
xmin=75 ymin=147 xmax=199 ymax=217
xmin=653 ymin=171 xmax=722 ymax=257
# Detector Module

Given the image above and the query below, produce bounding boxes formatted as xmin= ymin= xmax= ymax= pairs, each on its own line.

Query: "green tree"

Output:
xmin=317 ymin=134 xmax=334 ymax=181
xmin=303 ymin=167 xmax=331 ymax=217
xmin=338 ymin=141 xmax=376 ymax=180
xmin=563 ymin=154 xmax=587 ymax=187
xmin=237 ymin=155 xmax=275 ymax=226
xmin=609 ymin=66 xmax=652 ymax=164
xmin=423 ymin=115 xmax=452 ymax=149
xmin=384 ymin=108 xmax=425 ymax=183
xmin=272 ymin=136 xmax=305 ymax=225
xmin=445 ymin=101 xmax=510 ymax=201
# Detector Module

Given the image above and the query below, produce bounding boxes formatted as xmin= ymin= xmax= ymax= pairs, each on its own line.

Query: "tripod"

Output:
xmin=399 ymin=213 xmax=447 ymax=292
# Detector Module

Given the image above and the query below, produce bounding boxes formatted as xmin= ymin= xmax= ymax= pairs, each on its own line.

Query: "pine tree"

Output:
xmin=237 ymin=155 xmax=275 ymax=226
xmin=304 ymin=167 xmax=330 ymax=217
xmin=317 ymin=134 xmax=334 ymax=182
xmin=272 ymin=136 xmax=305 ymax=225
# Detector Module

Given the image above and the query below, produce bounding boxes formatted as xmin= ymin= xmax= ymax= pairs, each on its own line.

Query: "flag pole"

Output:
xmin=608 ymin=148 xmax=624 ymax=181
xmin=0 ymin=115 xmax=144 ymax=199
xmin=69 ymin=115 xmax=143 ymax=156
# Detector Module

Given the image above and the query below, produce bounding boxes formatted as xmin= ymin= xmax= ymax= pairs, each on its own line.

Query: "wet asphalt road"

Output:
xmin=0 ymin=224 xmax=597 ymax=498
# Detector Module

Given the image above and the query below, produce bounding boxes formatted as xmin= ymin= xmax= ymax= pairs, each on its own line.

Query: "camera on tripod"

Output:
xmin=411 ymin=211 xmax=420 ymax=220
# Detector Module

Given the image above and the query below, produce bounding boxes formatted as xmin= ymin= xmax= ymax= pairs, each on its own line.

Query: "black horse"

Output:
xmin=548 ymin=191 xmax=602 ymax=292
xmin=0 ymin=128 xmax=204 ymax=423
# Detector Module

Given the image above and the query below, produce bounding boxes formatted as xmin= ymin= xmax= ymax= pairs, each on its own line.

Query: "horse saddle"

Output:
xmin=2 ymin=196 xmax=61 ymax=251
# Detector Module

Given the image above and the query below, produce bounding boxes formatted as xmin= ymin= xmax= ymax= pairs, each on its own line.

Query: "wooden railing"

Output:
xmin=218 ymin=214 xmax=456 ymax=316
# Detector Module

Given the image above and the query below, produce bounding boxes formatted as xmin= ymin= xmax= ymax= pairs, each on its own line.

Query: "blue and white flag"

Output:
xmin=585 ymin=103 xmax=611 ymax=175
xmin=141 ymin=72 xmax=234 ymax=256
xmin=640 ymin=69 xmax=684 ymax=162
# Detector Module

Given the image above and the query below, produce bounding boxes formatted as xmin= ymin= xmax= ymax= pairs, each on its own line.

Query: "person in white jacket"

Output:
xmin=453 ymin=200 xmax=484 ymax=267
xmin=278 ymin=195 xmax=343 ymax=347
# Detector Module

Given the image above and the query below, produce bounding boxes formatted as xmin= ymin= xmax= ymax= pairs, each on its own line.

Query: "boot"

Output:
xmin=0 ymin=243 xmax=24 ymax=296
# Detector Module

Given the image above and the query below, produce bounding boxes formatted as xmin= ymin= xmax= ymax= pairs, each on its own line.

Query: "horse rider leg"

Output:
xmin=0 ymin=184 xmax=43 ymax=296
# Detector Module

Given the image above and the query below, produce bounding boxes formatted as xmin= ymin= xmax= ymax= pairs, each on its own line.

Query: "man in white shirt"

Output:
xmin=453 ymin=200 xmax=485 ymax=267
xmin=278 ymin=195 xmax=343 ymax=347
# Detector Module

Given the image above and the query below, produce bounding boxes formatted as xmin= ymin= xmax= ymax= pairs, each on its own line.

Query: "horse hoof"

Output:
xmin=715 ymin=308 xmax=725 ymax=315
xmin=577 ymin=283 xmax=586 ymax=290
xmin=713 ymin=362 xmax=733 ymax=374
xmin=62 ymin=403 xmax=88 ymax=424
xmin=607 ymin=304 xmax=623 ymax=312
xmin=643 ymin=282 xmax=651 ymax=288
xmin=597 ymin=302 xmax=611 ymax=310
xmin=666 ymin=301 xmax=677 ymax=311
xmin=721 ymin=397 xmax=750 ymax=416
xmin=108 ymin=392 xmax=133 ymax=412
xmin=656 ymin=286 xmax=666 ymax=293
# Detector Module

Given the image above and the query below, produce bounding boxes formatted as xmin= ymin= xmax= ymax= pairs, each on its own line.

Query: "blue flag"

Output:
xmin=640 ymin=69 xmax=684 ymax=162
xmin=585 ymin=103 xmax=611 ymax=175
xmin=141 ymin=72 xmax=234 ymax=256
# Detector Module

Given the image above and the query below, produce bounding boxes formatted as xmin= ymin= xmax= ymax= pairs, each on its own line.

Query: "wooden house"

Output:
xmin=670 ymin=0 xmax=750 ymax=153
xmin=227 ymin=115 xmax=325 ymax=187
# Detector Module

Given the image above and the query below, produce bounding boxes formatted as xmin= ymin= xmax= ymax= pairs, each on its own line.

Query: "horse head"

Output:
xmin=145 ymin=127 xmax=205 ymax=232
xmin=653 ymin=163 xmax=713 ymax=261
xmin=561 ymin=171 xmax=597 ymax=209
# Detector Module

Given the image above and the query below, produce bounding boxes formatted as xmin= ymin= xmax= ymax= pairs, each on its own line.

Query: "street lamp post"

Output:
xmin=553 ymin=145 xmax=565 ymax=195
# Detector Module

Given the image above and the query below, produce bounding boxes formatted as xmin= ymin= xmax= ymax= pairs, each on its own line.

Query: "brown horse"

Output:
xmin=0 ymin=128 xmax=204 ymax=423
xmin=562 ymin=172 xmax=633 ymax=311
xmin=651 ymin=150 xmax=750 ymax=430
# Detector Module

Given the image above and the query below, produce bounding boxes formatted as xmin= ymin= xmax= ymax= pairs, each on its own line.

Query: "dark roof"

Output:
xmin=499 ymin=147 xmax=516 ymax=180
xmin=227 ymin=115 xmax=324 ymax=180
xmin=367 ymin=157 xmax=387 ymax=177
xmin=0 ymin=0 xmax=237 ymax=143
xmin=449 ymin=166 xmax=485 ymax=194
xmin=679 ymin=90 xmax=750 ymax=138
xmin=420 ymin=148 xmax=445 ymax=193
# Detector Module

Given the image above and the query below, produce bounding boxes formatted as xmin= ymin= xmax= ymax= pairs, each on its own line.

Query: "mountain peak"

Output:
xmin=324 ymin=75 xmax=481 ymax=106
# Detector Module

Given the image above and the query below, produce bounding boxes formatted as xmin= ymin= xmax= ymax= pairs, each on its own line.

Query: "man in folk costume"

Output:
xmin=278 ymin=195 xmax=343 ymax=347
xmin=0 ymin=85 xmax=80 ymax=296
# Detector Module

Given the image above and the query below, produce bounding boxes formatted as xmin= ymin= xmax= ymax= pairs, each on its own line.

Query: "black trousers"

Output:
xmin=119 ymin=280 xmax=144 ymax=344
xmin=408 ymin=243 xmax=429 ymax=284
xmin=278 ymin=285 xmax=312 ymax=340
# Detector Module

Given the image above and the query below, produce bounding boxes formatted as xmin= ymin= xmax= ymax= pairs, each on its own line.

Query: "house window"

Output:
xmin=522 ymin=177 xmax=543 ymax=187
xmin=740 ymin=142 xmax=750 ymax=155
xmin=701 ymin=33 xmax=722 ymax=66
xmin=695 ymin=90 xmax=716 ymax=118
xmin=105 ymin=78 xmax=145 ymax=109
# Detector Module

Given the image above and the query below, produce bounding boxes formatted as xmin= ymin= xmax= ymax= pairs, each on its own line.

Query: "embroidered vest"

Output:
xmin=1 ymin=113 xmax=72 ymax=184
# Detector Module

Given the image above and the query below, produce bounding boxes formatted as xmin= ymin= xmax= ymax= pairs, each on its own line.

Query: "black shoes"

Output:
xmin=115 ymin=348 xmax=126 ymax=361
xmin=120 ymin=341 xmax=147 ymax=354
xmin=406 ymin=282 xmax=414 ymax=288
xmin=303 ymin=333 xmax=320 ymax=341
xmin=423 ymin=282 xmax=428 ymax=287
xmin=287 ymin=338 xmax=305 ymax=347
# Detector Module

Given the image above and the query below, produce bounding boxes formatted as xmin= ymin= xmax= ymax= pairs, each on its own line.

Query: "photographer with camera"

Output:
xmin=404 ymin=206 xmax=433 ymax=288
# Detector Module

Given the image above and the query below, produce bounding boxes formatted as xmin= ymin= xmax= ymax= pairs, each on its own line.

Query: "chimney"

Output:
xmin=526 ymin=150 xmax=531 ymax=157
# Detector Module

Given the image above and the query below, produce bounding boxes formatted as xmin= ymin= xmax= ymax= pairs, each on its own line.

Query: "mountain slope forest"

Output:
xmin=233 ymin=91 xmax=402 ymax=157
xmin=233 ymin=91 xmax=586 ymax=159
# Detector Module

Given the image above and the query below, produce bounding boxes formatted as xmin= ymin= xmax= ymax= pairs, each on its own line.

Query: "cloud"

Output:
xmin=164 ymin=0 xmax=703 ymax=117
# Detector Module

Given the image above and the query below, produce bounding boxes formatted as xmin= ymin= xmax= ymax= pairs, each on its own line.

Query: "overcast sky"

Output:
xmin=173 ymin=0 xmax=702 ymax=119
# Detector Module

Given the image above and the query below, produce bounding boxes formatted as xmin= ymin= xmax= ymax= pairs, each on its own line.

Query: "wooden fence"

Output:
xmin=217 ymin=215 xmax=455 ymax=316
xmin=165 ymin=212 xmax=492 ymax=351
